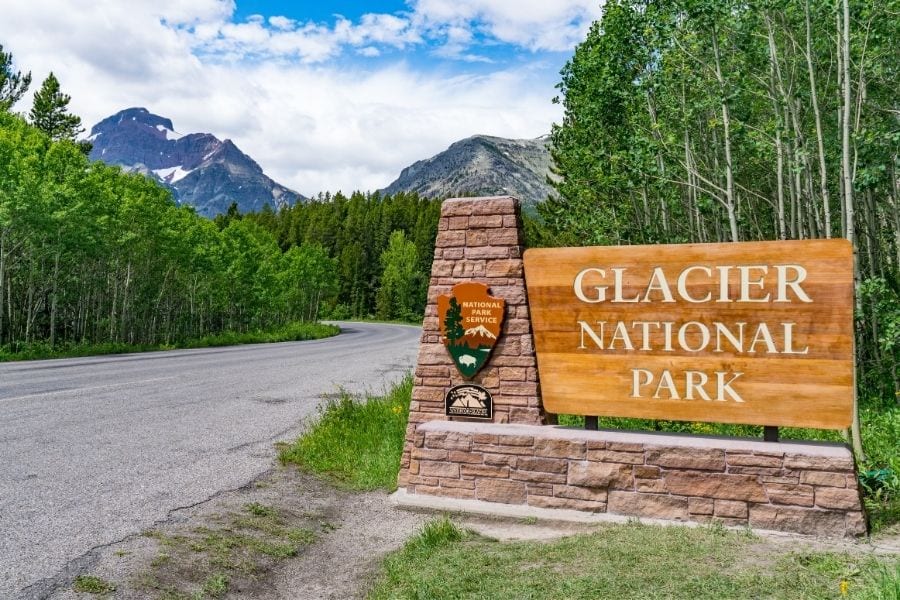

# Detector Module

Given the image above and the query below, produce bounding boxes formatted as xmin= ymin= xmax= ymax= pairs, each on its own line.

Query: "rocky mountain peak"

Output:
xmin=89 ymin=108 xmax=303 ymax=217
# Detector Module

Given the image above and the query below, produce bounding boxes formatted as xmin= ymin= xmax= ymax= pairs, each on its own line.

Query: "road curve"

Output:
xmin=0 ymin=322 xmax=421 ymax=599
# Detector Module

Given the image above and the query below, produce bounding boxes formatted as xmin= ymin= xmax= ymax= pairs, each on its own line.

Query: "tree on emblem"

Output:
xmin=444 ymin=297 xmax=465 ymax=345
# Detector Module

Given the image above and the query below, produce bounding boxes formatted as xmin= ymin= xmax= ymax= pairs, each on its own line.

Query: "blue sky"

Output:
xmin=0 ymin=0 xmax=604 ymax=193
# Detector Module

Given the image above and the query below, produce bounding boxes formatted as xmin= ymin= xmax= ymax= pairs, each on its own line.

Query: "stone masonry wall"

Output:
xmin=405 ymin=421 xmax=866 ymax=538
xmin=398 ymin=196 xmax=545 ymax=488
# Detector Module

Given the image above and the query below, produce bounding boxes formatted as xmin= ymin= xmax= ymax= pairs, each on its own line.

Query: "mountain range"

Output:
xmin=88 ymin=108 xmax=555 ymax=216
xmin=88 ymin=108 xmax=304 ymax=217
xmin=381 ymin=135 xmax=555 ymax=208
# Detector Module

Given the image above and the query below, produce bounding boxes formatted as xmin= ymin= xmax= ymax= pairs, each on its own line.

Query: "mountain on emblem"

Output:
xmin=437 ymin=282 xmax=506 ymax=378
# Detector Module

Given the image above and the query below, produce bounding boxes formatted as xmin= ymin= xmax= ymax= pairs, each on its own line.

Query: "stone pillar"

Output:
xmin=398 ymin=196 xmax=545 ymax=488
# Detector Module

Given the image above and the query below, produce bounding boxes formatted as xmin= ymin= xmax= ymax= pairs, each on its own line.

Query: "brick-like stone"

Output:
xmin=473 ymin=433 xmax=499 ymax=445
xmin=468 ymin=214 xmax=504 ymax=228
xmin=799 ymin=471 xmax=847 ymax=488
xmin=665 ymin=472 xmax=768 ymax=502
xmin=607 ymin=442 xmax=644 ymax=452
xmin=714 ymin=500 xmax=749 ymax=519
xmin=527 ymin=495 xmax=605 ymax=512
xmin=429 ymin=432 xmax=472 ymax=451
xmin=568 ymin=462 xmax=633 ymax=489
xmin=437 ymin=230 xmax=467 ymax=246
xmin=501 ymin=435 xmax=535 ymax=446
xmin=440 ymin=478 xmax=475 ymax=490
xmin=448 ymin=450 xmax=484 ymax=464
xmin=411 ymin=448 xmax=448 ymax=461
xmin=815 ymin=487 xmax=861 ymax=510
xmin=634 ymin=466 xmax=661 ymax=479
xmin=749 ymin=505 xmax=856 ymax=537
xmin=448 ymin=216 xmax=469 ymax=229
xmin=499 ymin=367 xmax=527 ymax=381
xmin=645 ymin=447 xmax=726 ymax=471
xmin=726 ymin=453 xmax=784 ymax=468
xmin=689 ymin=497 xmax=715 ymax=515
xmin=517 ymin=457 xmax=568 ymax=474
xmin=767 ymin=483 xmax=814 ymax=507
xmin=475 ymin=443 xmax=534 ymax=456
xmin=407 ymin=476 xmax=439 ymax=487
xmin=476 ymin=479 xmax=527 ymax=504
xmin=512 ymin=470 xmax=567 ymax=484
xmin=608 ymin=492 xmax=689 ymax=520
xmin=534 ymin=438 xmax=587 ymax=459
xmin=484 ymin=454 xmax=516 ymax=467
xmin=460 ymin=464 xmax=510 ymax=479
xmin=553 ymin=485 xmax=608 ymax=502
xmin=636 ymin=479 xmax=667 ymax=493
xmin=587 ymin=450 xmax=645 ymax=465
xmin=783 ymin=454 xmax=854 ymax=472
xmin=442 ymin=200 xmax=473 ymax=216
xmin=419 ymin=461 xmax=459 ymax=479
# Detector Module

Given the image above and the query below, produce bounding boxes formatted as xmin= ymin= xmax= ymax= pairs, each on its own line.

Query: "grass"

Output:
xmin=370 ymin=519 xmax=900 ymax=600
xmin=278 ymin=374 xmax=413 ymax=491
xmin=140 ymin=502 xmax=315 ymax=599
xmin=72 ymin=575 xmax=116 ymax=595
xmin=0 ymin=321 xmax=340 ymax=362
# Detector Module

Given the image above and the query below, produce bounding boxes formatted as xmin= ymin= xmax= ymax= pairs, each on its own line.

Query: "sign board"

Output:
xmin=523 ymin=240 xmax=854 ymax=429
xmin=445 ymin=384 xmax=493 ymax=419
xmin=438 ymin=282 xmax=505 ymax=379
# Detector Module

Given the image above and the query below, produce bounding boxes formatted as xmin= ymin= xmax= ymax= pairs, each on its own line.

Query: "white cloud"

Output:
xmin=0 ymin=0 xmax=568 ymax=195
xmin=410 ymin=0 xmax=604 ymax=52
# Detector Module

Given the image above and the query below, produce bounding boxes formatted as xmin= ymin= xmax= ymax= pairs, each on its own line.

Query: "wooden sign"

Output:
xmin=523 ymin=240 xmax=854 ymax=429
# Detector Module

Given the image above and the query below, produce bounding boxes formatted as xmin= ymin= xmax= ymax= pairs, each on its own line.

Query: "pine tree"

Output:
xmin=0 ymin=44 xmax=31 ymax=111
xmin=29 ymin=72 xmax=83 ymax=141
xmin=444 ymin=297 xmax=465 ymax=345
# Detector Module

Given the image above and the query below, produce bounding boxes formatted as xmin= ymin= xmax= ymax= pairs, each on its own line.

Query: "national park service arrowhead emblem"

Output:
xmin=437 ymin=282 xmax=505 ymax=379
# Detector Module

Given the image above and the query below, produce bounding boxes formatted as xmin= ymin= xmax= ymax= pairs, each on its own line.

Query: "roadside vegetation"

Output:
xmin=371 ymin=518 xmax=899 ymax=600
xmin=279 ymin=374 xmax=412 ymax=491
xmin=0 ymin=321 xmax=339 ymax=361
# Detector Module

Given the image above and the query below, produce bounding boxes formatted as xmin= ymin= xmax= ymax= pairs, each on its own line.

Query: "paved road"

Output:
xmin=0 ymin=322 xmax=420 ymax=599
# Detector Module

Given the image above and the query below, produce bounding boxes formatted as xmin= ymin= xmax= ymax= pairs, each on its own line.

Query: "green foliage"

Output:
xmin=72 ymin=575 xmax=116 ymax=595
xmin=371 ymin=520 xmax=898 ymax=600
xmin=29 ymin=72 xmax=83 ymax=141
xmin=279 ymin=374 xmax=413 ymax=491
xmin=0 ymin=44 xmax=30 ymax=111
xmin=376 ymin=230 xmax=423 ymax=321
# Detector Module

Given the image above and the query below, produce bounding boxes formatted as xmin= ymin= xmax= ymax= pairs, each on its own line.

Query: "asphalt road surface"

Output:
xmin=0 ymin=322 xmax=420 ymax=599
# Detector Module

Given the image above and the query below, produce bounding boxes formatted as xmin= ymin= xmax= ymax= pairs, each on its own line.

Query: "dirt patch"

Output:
xmin=48 ymin=467 xmax=428 ymax=600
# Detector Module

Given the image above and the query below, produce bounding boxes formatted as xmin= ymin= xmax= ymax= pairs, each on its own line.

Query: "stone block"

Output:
xmin=767 ymin=483 xmax=814 ymax=507
xmin=783 ymin=454 xmax=854 ymax=472
xmin=645 ymin=447 xmax=726 ymax=471
xmin=552 ymin=485 xmax=608 ymax=502
xmin=410 ymin=448 xmax=448 ymax=461
xmin=815 ymin=488 xmax=861 ymax=510
xmin=568 ymin=461 xmax=633 ymax=489
xmin=527 ymin=495 xmax=605 ymax=513
xmin=587 ymin=450 xmax=645 ymax=465
xmin=799 ymin=471 xmax=847 ymax=488
xmin=511 ymin=470 xmax=567 ymax=484
xmin=636 ymin=479 xmax=667 ymax=493
xmin=476 ymin=479 xmax=527 ymax=504
xmin=448 ymin=451 xmax=484 ymax=464
xmin=608 ymin=492 xmax=689 ymax=521
xmin=534 ymin=438 xmax=587 ymax=460
xmin=714 ymin=500 xmax=749 ymax=519
xmin=516 ymin=456 xmax=568 ymax=474
xmin=664 ymin=472 xmax=768 ymax=502
xmin=726 ymin=453 xmax=784 ymax=468
xmin=468 ymin=214 xmax=504 ymax=228
xmin=749 ymin=505 xmax=855 ymax=537
xmin=688 ymin=497 xmax=715 ymax=515
xmin=419 ymin=461 xmax=459 ymax=479
xmin=460 ymin=464 xmax=510 ymax=479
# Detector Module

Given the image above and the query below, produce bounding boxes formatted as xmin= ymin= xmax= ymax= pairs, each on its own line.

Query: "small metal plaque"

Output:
xmin=445 ymin=384 xmax=493 ymax=420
